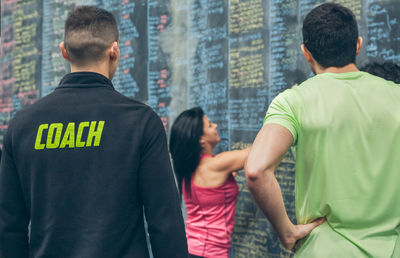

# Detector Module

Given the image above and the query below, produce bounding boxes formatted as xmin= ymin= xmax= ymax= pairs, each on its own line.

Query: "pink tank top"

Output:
xmin=182 ymin=154 xmax=239 ymax=258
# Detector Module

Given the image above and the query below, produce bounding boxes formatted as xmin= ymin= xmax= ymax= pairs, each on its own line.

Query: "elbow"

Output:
xmin=244 ymin=162 xmax=262 ymax=183
xmin=245 ymin=165 xmax=263 ymax=192
xmin=245 ymin=161 xmax=274 ymax=190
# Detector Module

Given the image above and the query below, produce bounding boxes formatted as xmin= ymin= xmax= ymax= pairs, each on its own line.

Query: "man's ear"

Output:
xmin=59 ymin=42 xmax=70 ymax=61
xmin=356 ymin=36 xmax=363 ymax=56
xmin=301 ymin=44 xmax=313 ymax=64
xmin=109 ymin=41 xmax=119 ymax=61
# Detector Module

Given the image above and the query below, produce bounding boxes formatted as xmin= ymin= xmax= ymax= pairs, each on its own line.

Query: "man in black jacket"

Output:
xmin=0 ymin=6 xmax=188 ymax=258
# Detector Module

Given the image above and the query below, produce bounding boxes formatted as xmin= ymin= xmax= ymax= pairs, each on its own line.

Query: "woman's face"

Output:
xmin=201 ymin=115 xmax=220 ymax=147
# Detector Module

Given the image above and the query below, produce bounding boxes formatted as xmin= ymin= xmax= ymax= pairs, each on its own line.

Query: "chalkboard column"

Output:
xmin=268 ymin=0 xmax=305 ymax=102
xmin=187 ymin=0 xmax=229 ymax=153
xmin=161 ymin=1 xmax=189 ymax=125
xmin=0 ymin=0 xmax=16 ymax=143
xmin=229 ymin=0 xmax=269 ymax=141
xmin=146 ymin=1 xmax=172 ymax=130
xmin=41 ymin=0 xmax=99 ymax=97
xmin=41 ymin=1 xmax=81 ymax=97
xmin=100 ymin=0 xmax=146 ymax=99
xmin=365 ymin=0 xmax=400 ymax=63
xmin=0 ymin=0 xmax=42 ymax=144
xmin=229 ymin=0 xmax=271 ymax=256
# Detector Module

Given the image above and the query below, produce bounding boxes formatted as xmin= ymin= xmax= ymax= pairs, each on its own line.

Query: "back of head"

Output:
xmin=64 ymin=6 xmax=119 ymax=66
xmin=360 ymin=61 xmax=400 ymax=84
xmin=302 ymin=3 xmax=358 ymax=68
xmin=169 ymin=107 xmax=204 ymax=194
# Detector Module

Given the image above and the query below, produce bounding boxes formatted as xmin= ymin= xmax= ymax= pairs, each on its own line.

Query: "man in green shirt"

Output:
xmin=245 ymin=3 xmax=400 ymax=257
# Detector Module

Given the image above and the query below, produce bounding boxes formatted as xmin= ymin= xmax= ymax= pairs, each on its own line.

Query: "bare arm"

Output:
xmin=209 ymin=147 xmax=251 ymax=174
xmin=245 ymin=124 xmax=324 ymax=251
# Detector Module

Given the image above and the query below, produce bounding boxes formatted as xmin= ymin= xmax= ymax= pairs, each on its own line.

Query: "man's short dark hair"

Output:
xmin=360 ymin=61 xmax=400 ymax=83
xmin=64 ymin=6 xmax=119 ymax=65
xmin=302 ymin=3 xmax=358 ymax=68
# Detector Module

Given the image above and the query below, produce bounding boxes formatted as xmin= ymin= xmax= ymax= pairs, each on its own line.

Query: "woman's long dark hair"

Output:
xmin=169 ymin=107 xmax=204 ymax=195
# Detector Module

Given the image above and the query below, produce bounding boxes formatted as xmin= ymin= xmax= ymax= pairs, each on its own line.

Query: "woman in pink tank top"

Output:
xmin=170 ymin=107 xmax=250 ymax=258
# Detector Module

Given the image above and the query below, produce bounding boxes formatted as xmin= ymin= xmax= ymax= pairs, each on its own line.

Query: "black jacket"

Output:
xmin=0 ymin=72 xmax=188 ymax=258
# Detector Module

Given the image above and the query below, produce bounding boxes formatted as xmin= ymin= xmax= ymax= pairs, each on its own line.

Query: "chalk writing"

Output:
xmin=366 ymin=1 xmax=400 ymax=63
xmin=1 ymin=1 xmax=399 ymax=257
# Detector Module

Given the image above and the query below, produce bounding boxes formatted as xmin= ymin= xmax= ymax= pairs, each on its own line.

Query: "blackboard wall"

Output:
xmin=1 ymin=0 xmax=399 ymax=257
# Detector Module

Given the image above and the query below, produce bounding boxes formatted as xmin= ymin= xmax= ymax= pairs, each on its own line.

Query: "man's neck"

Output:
xmin=70 ymin=63 xmax=111 ymax=79
xmin=315 ymin=63 xmax=359 ymax=75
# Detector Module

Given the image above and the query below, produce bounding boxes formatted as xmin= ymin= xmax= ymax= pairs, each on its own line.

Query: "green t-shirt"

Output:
xmin=264 ymin=72 xmax=400 ymax=257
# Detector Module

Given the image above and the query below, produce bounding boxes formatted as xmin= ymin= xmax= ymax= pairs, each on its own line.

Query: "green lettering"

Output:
xmin=86 ymin=121 xmax=105 ymax=147
xmin=59 ymin=122 xmax=75 ymax=148
xmin=46 ymin=123 xmax=63 ymax=149
xmin=34 ymin=124 xmax=48 ymax=150
xmin=76 ymin=122 xmax=89 ymax=147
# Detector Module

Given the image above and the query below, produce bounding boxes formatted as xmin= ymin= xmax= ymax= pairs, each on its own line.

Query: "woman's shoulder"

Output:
xmin=194 ymin=159 xmax=232 ymax=188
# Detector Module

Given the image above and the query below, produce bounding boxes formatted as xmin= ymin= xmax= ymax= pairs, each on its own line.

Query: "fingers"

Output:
xmin=293 ymin=217 xmax=326 ymax=246
xmin=302 ymin=217 xmax=325 ymax=235
xmin=311 ymin=216 xmax=326 ymax=227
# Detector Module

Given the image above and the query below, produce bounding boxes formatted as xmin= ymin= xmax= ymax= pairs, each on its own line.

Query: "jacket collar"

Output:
xmin=57 ymin=72 xmax=115 ymax=90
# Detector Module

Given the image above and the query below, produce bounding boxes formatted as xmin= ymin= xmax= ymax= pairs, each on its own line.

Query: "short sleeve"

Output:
xmin=264 ymin=90 xmax=300 ymax=145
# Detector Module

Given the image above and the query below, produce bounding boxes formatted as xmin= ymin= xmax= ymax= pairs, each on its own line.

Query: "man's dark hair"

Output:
xmin=360 ymin=61 xmax=400 ymax=84
xmin=302 ymin=3 xmax=358 ymax=68
xmin=64 ymin=6 xmax=119 ymax=65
